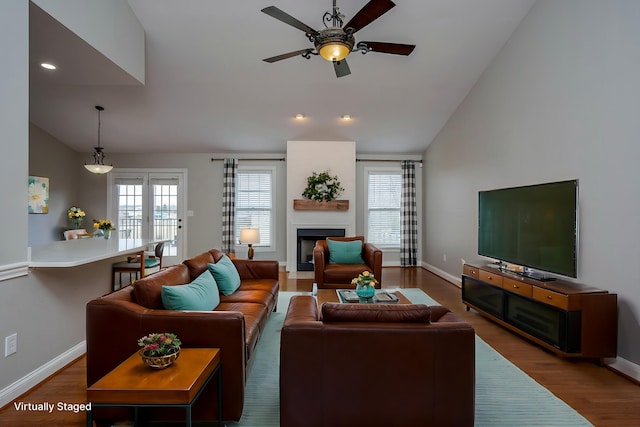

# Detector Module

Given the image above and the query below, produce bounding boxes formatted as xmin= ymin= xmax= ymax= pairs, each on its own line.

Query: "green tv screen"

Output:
xmin=478 ymin=180 xmax=578 ymax=278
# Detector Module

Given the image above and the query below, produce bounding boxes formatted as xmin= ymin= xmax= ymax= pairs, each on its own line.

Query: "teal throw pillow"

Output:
xmin=208 ymin=255 xmax=241 ymax=296
xmin=328 ymin=239 xmax=365 ymax=264
xmin=161 ymin=270 xmax=220 ymax=311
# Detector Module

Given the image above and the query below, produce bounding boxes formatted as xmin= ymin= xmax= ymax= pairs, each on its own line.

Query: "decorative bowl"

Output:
xmin=139 ymin=347 xmax=180 ymax=369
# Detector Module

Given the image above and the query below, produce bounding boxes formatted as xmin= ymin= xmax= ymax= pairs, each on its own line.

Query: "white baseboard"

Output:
xmin=604 ymin=356 xmax=640 ymax=383
xmin=0 ymin=341 xmax=86 ymax=408
xmin=422 ymin=262 xmax=461 ymax=287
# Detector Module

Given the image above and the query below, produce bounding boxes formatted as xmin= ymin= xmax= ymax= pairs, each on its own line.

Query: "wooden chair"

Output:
xmin=111 ymin=241 xmax=165 ymax=291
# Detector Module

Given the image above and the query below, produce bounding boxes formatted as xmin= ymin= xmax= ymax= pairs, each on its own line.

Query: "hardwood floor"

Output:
xmin=1 ymin=267 xmax=639 ymax=426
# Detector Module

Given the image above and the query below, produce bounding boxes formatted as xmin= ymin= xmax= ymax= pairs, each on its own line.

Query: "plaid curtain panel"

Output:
xmin=401 ymin=160 xmax=418 ymax=266
xmin=222 ymin=158 xmax=238 ymax=254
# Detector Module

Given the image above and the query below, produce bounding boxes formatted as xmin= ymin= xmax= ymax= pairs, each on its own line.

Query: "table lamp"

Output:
xmin=240 ymin=228 xmax=260 ymax=259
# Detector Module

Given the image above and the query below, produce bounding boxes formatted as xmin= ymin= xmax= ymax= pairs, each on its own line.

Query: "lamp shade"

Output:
xmin=84 ymin=163 xmax=113 ymax=174
xmin=240 ymin=228 xmax=260 ymax=245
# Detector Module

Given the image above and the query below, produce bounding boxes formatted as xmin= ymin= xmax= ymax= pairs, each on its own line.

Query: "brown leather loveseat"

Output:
xmin=86 ymin=249 xmax=279 ymax=424
xmin=280 ymin=295 xmax=475 ymax=427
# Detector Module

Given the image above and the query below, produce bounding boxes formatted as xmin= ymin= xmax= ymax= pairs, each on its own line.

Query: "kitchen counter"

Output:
xmin=29 ymin=238 xmax=162 ymax=268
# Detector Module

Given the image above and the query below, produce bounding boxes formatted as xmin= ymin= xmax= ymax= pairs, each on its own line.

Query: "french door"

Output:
xmin=108 ymin=170 xmax=186 ymax=265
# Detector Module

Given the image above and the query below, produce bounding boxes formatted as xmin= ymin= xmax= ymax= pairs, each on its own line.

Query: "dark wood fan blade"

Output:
xmin=344 ymin=0 xmax=396 ymax=34
xmin=261 ymin=6 xmax=317 ymax=35
xmin=360 ymin=42 xmax=415 ymax=55
xmin=334 ymin=59 xmax=351 ymax=78
xmin=263 ymin=49 xmax=314 ymax=63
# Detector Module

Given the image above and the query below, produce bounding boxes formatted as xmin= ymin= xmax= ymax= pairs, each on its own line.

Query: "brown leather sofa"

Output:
xmin=313 ymin=236 xmax=383 ymax=289
xmin=86 ymin=249 xmax=279 ymax=424
xmin=280 ymin=296 xmax=476 ymax=427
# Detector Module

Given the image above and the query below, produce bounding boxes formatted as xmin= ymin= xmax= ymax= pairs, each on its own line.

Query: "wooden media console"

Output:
xmin=462 ymin=263 xmax=617 ymax=360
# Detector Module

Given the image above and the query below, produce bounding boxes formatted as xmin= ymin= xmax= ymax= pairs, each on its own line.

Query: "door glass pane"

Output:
xmin=117 ymin=184 xmax=143 ymax=239
xmin=152 ymin=183 xmax=178 ymax=256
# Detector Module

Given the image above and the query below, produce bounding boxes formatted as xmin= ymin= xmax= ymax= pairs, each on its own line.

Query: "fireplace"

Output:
xmin=296 ymin=228 xmax=345 ymax=271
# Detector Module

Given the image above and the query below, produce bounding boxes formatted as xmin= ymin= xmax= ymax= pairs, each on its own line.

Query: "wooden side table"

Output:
xmin=87 ymin=348 xmax=222 ymax=427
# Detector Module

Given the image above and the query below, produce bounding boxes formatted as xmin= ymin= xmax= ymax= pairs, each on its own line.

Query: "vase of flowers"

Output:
xmin=352 ymin=271 xmax=378 ymax=303
xmin=94 ymin=219 xmax=115 ymax=239
xmin=138 ymin=332 xmax=182 ymax=369
xmin=67 ymin=206 xmax=86 ymax=229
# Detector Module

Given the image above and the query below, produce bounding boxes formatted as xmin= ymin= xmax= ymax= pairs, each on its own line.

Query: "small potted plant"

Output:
xmin=351 ymin=271 xmax=378 ymax=303
xmin=93 ymin=219 xmax=115 ymax=239
xmin=137 ymin=332 xmax=182 ymax=369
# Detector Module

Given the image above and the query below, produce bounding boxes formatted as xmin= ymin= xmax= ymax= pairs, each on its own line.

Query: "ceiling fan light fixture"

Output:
xmin=261 ymin=1 xmax=415 ymax=77
xmin=318 ymin=41 xmax=351 ymax=62
xmin=85 ymin=105 xmax=113 ymax=175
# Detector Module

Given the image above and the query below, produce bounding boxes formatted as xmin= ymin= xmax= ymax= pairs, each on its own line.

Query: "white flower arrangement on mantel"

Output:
xmin=301 ymin=170 xmax=344 ymax=202
xmin=294 ymin=170 xmax=349 ymax=211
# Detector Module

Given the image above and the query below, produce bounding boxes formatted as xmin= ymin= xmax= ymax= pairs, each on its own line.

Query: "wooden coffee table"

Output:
xmin=316 ymin=288 xmax=411 ymax=308
xmin=86 ymin=348 xmax=222 ymax=427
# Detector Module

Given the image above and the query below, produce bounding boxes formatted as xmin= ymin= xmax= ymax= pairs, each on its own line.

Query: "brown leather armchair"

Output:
xmin=280 ymin=296 xmax=476 ymax=427
xmin=313 ymin=236 xmax=382 ymax=289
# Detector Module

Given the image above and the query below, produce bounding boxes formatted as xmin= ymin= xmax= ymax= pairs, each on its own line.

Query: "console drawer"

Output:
xmin=504 ymin=278 xmax=532 ymax=298
xmin=533 ymin=287 xmax=569 ymax=310
xmin=479 ymin=269 xmax=503 ymax=288
xmin=463 ymin=265 xmax=479 ymax=278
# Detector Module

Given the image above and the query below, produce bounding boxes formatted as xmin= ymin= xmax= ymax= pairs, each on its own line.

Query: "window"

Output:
xmin=367 ymin=170 xmax=401 ymax=247
xmin=235 ymin=168 xmax=275 ymax=249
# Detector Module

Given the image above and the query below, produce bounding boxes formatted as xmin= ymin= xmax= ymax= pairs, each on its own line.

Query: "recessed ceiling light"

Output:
xmin=341 ymin=114 xmax=352 ymax=121
xmin=40 ymin=63 xmax=57 ymax=70
xmin=295 ymin=113 xmax=305 ymax=120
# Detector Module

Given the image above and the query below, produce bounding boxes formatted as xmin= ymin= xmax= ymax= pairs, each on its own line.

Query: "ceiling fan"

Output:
xmin=261 ymin=0 xmax=416 ymax=78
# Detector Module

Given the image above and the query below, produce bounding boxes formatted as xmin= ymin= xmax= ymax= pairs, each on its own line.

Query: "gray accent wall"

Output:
xmin=28 ymin=124 xmax=87 ymax=246
xmin=423 ymin=0 xmax=640 ymax=366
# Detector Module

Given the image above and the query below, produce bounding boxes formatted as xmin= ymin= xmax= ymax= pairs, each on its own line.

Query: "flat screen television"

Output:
xmin=478 ymin=179 xmax=578 ymax=279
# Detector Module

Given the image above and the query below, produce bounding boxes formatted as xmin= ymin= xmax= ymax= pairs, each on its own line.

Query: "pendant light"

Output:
xmin=84 ymin=105 xmax=113 ymax=174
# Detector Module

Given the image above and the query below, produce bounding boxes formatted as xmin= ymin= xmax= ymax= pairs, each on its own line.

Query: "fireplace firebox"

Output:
xmin=296 ymin=228 xmax=345 ymax=271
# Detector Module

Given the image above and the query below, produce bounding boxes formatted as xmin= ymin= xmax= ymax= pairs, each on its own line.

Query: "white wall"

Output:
xmin=32 ymin=0 xmax=145 ymax=84
xmin=286 ymin=141 xmax=357 ymax=271
xmin=423 ymin=0 xmax=640 ymax=370
xmin=0 ymin=0 xmax=28 ymax=274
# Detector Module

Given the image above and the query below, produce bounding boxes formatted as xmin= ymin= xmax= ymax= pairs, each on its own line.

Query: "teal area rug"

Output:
xmin=228 ymin=290 xmax=593 ymax=427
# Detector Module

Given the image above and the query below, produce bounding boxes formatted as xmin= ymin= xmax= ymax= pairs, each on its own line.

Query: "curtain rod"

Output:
xmin=211 ymin=157 xmax=285 ymax=162
xmin=211 ymin=157 xmax=421 ymax=163
xmin=356 ymin=158 xmax=422 ymax=163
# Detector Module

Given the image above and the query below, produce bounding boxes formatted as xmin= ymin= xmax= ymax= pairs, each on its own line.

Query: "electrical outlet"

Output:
xmin=5 ymin=333 xmax=17 ymax=357
xmin=443 ymin=254 xmax=447 ymax=263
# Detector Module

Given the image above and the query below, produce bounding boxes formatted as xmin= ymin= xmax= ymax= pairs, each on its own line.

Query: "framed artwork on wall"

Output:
xmin=28 ymin=175 xmax=49 ymax=214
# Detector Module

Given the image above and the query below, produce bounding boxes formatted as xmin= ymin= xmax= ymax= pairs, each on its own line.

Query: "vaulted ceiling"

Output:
xmin=28 ymin=0 xmax=535 ymax=155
